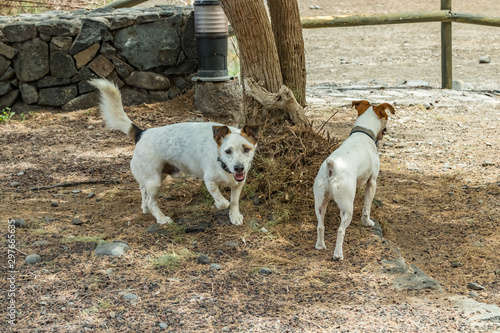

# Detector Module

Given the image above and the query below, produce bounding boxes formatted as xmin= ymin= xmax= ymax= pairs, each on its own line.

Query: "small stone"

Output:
xmin=17 ymin=171 xmax=25 ymax=176
xmin=226 ymin=241 xmax=238 ymax=248
xmin=51 ymin=202 xmax=59 ymax=207
xmin=109 ymin=311 xmax=116 ymax=318
xmin=197 ymin=254 xmax=210 ymax=265
xmin=71 ymin=218 xmax=83 ymax=225
xmin=222 ymin=327 xmax=229 ymax=332
xmin=72 ymin=189 xmax=82 ymax=194
xmin=33 ymin=240 xmax=49 ymax=246
xmin=467 ymin=282 xmax=485 ymax=290
xmin=87 ymin=192 xmax=95 ymax=199
xmin=494 ymin=269 xmax=500 ymax=276
xmin=95 ymin=241 xmax=130 ymax=256
xmin=159 ymin=322 xmax=168 ymax=329
xmin=260 ymin=227 xmax=268 ymax=233
xmin=87 ymin=125 xmax=94 ymax=129
xmin=13 ymin=218 xmax=26 ymax=227
xmin=423 ymin=103 xmax=432 ymax=110
xmin=10 ymin=181 xmax=20 ymax=187
xmin=123 ymin=293 xmax=138 ymax=300
xmin=469 ymin=291 xmax=479 ymax=298
xmin=450 ymin=261 xmax=463 ymax=268
xmin=45 ymin=217 xmax=56 ymax=223
xmin=26 ymin=254 xmax=42 ymax=264
xmin=209 ymin=263 xmax=221 ymax=271
xmin=259 ymin=268 xmax=272 ymax=275
xmin=479 ymin=55 xmax=491 ymax=64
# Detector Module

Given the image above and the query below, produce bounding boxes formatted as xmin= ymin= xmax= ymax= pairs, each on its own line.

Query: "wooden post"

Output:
xmin=441 ymin=0 xmax=453 ymax=89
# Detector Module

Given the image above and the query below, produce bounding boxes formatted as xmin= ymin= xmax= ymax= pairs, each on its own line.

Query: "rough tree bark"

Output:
xmin=219 ymin=0 xmax=308 ymax=126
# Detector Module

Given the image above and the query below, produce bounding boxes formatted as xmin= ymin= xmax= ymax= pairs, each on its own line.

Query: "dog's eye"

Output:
xmin=243 ymin=147 xmax=250 ymax=153
xmin=225 ymin=149 xmax=232 ymax=155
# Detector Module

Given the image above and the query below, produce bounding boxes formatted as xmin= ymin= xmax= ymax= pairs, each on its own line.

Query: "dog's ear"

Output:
xmin=373 ymin=103 xmax=396 ymax=120
xmin=352 ymin=100 xmax=371 ymax=117
xmin=212 ymin=125 xmax=231 ymax=146
xmin=241 ymin=125 xmax=259 ymax=145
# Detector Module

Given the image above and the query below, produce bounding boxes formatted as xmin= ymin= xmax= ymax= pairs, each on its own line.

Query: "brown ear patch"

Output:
xmin=373 ymin=103 xmax=396 ymax=120
xmin=352 ymin=100 xmax=372 ymax=117
xmin=240 ymin=125 xmax=259 ymax=145
xmin=212 ymin=125 xmax=231 ymax=146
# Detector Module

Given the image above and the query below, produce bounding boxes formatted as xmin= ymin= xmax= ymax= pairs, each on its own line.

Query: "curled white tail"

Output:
xmin=90 ymin=79 xmax=133 ymax=136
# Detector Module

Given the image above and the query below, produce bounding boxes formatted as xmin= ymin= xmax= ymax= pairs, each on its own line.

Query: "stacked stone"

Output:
xmin=0 ymin=5 xmax=196 ymax=112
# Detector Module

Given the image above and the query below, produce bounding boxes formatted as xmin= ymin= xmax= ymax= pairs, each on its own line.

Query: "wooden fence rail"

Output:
xmin=301 ymin=3 xmax=500 ymax=89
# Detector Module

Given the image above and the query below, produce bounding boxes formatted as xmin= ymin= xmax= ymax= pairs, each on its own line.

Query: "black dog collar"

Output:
xmin=349 ymin=126 xmax=378 ymax=147
xmin=217 ymin=157 xmax=232 ymax=174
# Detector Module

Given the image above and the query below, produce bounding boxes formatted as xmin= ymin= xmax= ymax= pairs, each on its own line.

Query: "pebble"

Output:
xmin=87 ymin=192 xmax=95 ymax=199
xmin=123 ymin=293 xmax=138 ymax=300
xmin=51 ymin=202 xmax=59 ymax=207
xmin=17 ymin=171 xmax=25 ymax=176
xmin=197 ymin=254 xmax=210 ymax=265
xmin=109 ymin=311 xmax=116 ymax=318
xmin=469 ymin=291 xmax=479 ymax=298
xmin=72 ymin=189 xmax=82 ymax=194
xmin=13 ymin=218 xmax=26 ymax=227
xmin=33 ymin=240 xmax=49 ymax=246
xmin=25 ymin=254 xmax=42 ymax=264
xmin=95 ymin=241 xmax=131 ymax=256
xmin=209 ymin=263 xmax=222 ymax=271
xmin=222 ymin=327 xmax=229 ymax=332
xmin=71 ymin=218 xmax=83 ymax=225
xmin=259 ymin=268 xmax=272 ymax=275
xmin=10 ymin=181 xmax=20 ymax=187
xmin=260 ymin=227 xmax=268 ymax=233
xmin=159 ymin=322 xmax=168 ymax=329
xmin=226 ymin=241 xmax=238 ymax=248
xmin=479 ymin=55 xmax=491 ymax=64
xmin=467 ymin=282 xmax=485 ymax=290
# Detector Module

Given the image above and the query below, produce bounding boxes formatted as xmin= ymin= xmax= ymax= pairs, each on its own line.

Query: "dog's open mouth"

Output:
xmin=234 ymin=173 xmax=245 ymax=182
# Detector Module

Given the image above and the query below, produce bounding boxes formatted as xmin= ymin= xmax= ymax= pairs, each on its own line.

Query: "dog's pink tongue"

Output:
xmin=234 ymin=173 xmax=245 ymax=181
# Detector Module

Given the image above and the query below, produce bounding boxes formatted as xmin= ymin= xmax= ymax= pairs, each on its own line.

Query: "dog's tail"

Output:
xmin=90 ymin=79 xmax=143 ymax=142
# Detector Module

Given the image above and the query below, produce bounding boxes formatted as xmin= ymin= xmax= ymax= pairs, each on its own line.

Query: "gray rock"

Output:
xmin=453 ymin=79 xmax=465 ymax=90
xmin=0 ymin=55 xmax=11 ymax=78
xmin=51 ymin=202 xmax=59 ymax=207
xmin=73 ymin=43 xmax=100 ymax=69
xmin=69 ymin=18 xmax=108 ymax=55
xmin=71 ymin=218 xmax=83 ymax=225
xmin=259 ymin=268 xmax=272 ymax=275
xmin=10 ymin=181 xmax=20 ymax=187
xmin=3 ymin=22 xmax=37 ymax=42
xmin=12 ymin=38 xmax=50 ymax=82
xmin=469 ymin=291 xmax=479 ymax=298
xmin=123 ymin=293 xmax=138 ymax=300
xmin=95 ymin=241 xmax=131 ymax=256
xmin=51 ymin=36 xmax=74 ymax=50
xmin=164 ymin=59 xmax=197 ymax=75
xmin=37 ymin=76 xmax=71 ymax=88
xmin=184 ymin=222 xmax=210 ymax=233
xmin=181 ymin=12 xmax=196 ymax=60
xmin=107 ymin=15 xmax=137 ymax=31
xmin=38 ymin=85 xmax=78 ymax=106
xmin=13 ymin=218 xmax=26 ymax=227
xmin=137 ymin=13 xmax=160 ymax=24
xmin=209 ymin=263 xmax=222 ymax=271
xmin=25 ymin=254 xmax=42 ymax=264
xmin=36 ymin=19 xmax=80 ymax=36
xmin=159 ymin=322 xmax=168 ymax=330
xmin=197 ymin=254 xmax=210 ymax=265
xmin=100 ymin=42 xmax=116 ymax=59
xmin=123 ymin=71 xmax=170 ymax=90
xmin=226 ymin=242 xmax=238 ymax=248
xmin=87 ymin=192 xmax=95 ymax=199
xmin=121 ymin=87 xmax=150 ymax=106
xmin=0 ymin=42 xmax=17 ymax=59
xmin=479 ymin=55 xmax=491 ymax=64
xmin=112 ymin=57 xmax=134 ymax=78
xmin=33 ymin=240 xmax=49 ymax=246
xmin=62 ymin=91 xmax=99 ymax=111
xmin=0 ymin=81 xmax=11 ymax=96
xmin=0 ymin=67 xmax=16 ymax=81
xmin=392 ymin=264 xmax=442 ymax=291
xmin=149 ymin=90 xmax=170 ymax=102
xmin=49 ymin=43 xmax=78 ymax=79
xmin=19 ymin=82 xmax=39 ymax=104
xmin=71 ymin=67 xmax=96 ymax=83
xmin=213 ymin=209 xmax=231 ymax=225
xmin=114 ymin=16 xmax=182 ymax=70
xmin=17 ymin=171 xmax=25 ymax=176
xmin=467 ymin=282 xmax=485 ymax=290
xmin=0 ymin=90 xmax=19 ymax=109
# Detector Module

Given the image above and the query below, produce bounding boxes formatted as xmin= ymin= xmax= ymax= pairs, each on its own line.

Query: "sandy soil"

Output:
xmin=1 ymin=0 xmax=499 ymax=332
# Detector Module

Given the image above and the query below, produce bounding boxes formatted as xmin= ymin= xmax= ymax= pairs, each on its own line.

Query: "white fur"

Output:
xmin=313 ymin=104 xmax=390 ymax=260
xmin=90 ymin=79 xmax=258 ymax=226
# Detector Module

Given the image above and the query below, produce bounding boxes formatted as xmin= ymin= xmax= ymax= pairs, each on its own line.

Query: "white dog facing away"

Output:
xmin=313 ymin=100 xmax=395 ymax=260
xmin=90 ymin=79 xmax=259 ymax=226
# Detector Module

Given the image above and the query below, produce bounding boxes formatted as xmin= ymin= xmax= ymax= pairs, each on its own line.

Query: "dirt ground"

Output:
xmin=1 ymin=0 xmax=500 ymax=332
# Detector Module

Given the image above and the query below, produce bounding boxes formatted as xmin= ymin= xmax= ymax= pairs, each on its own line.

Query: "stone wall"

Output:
xmin=0 ymin=5 xmax=196 ymax=112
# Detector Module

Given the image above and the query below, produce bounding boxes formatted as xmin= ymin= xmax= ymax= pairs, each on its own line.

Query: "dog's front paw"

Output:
xmin=215 ymin=198 xmax=230 ymax=210
xmin=229 ymin=211 xmax=243 ymax=226
xmin=333 ymin=250 xmax=344 ymax=261
xmin=142 ymin=206 xmax=150 ymax=214
xmin=157 ymin=216 xmax=174 ymax=225
xmin=315 ymin=242 xmax=326 ymax=250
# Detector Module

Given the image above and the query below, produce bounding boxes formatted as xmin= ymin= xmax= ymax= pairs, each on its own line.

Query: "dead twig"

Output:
xmin=29 ymin=179 xmax=121 ymax=191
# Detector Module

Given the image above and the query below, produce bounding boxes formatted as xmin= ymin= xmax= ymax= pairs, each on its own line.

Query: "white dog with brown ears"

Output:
xmin=313 ymin=100 xmax=395 ymax=260
xmin=90 ymin=79 xmax=259 ymax=226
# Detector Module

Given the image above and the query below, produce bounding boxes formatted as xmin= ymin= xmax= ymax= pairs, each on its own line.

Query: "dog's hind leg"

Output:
xmin=333 ymin=197 xmax=354 ymax=261
xmin=144 ymin=178 xmax=173 ymax=225
xmin=140 ymin=185 xmax=150 ymax=214
xmin=361 ymin=177 xmax=376 ymax=227
xmin=228 ymin=182 xmax=244 ymax=225
xmin=314 ymin=184 xmax=329 ymax=250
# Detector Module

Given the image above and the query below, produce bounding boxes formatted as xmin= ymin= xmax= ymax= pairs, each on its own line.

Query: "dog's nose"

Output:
xmin=234 ymin=164 xmax=244 ymax=173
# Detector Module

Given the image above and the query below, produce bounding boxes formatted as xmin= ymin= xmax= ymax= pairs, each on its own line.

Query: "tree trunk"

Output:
xmin=219 ymin=0 xmax=309 ymax=126
xmin=268 ymin=0 xmax=306 ymax=107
